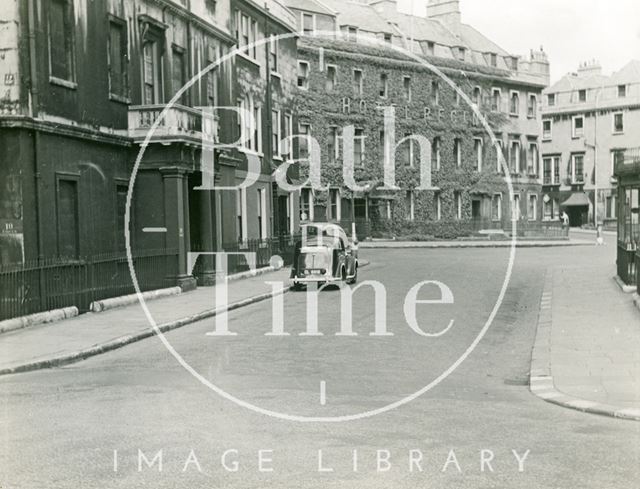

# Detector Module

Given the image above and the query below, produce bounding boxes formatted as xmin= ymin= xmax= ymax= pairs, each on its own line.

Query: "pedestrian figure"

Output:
xmin=561 ymin=211 xmax=569 ymax=228
xmin=596 ymin=224 xmax=604 ymax=246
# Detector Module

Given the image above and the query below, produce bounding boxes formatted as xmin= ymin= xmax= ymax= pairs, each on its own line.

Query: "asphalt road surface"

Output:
xmin=1 ymin=244 xmax=638 ymax=489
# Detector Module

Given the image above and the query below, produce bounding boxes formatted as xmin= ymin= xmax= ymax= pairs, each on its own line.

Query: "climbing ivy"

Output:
xmin=294 ymin=38 xmax=541 ymax=234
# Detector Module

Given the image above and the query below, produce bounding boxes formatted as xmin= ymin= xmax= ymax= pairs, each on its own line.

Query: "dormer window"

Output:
xmin=456 ymin=47 xmax=465 ymax=61
xmin=578 ymin=89 xmax=586 ymax=102
xmin=348 ymin=26 xmax=358 ymax=42
xmin=302 ymin=13 xmax=315 ymax=35
xmin=547 ymin=93 xmax=555 ymax=106
xmin=425 ymin=41 xmax=435 ymax=56
xmin=618 ymin=85 xmax=627 ymax=98
xmin=489 ymin=53 xmax=497 ymax=67
xmin=384 ymin=33 xmax=392 ymax=44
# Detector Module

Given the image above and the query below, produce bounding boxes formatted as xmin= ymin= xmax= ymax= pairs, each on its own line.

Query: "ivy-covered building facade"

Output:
xmin=286 ymin=0 xmax=550 ymax=238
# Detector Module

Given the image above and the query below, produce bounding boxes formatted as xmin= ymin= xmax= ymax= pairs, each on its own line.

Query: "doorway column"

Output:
xmin=161 ymin=167 xmax=197 ymax=291
xmin=198 ymin=187 xmax=216 ymax=285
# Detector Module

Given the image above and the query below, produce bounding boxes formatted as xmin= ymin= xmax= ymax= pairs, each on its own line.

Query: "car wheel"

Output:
xmin=347 ymin=266 xmax=358 ymax=284
xmin=291 ymin=282 xmax=303 ymax=291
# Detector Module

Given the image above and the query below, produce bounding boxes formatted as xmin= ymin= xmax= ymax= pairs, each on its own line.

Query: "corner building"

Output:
xmin=0 ymin=0 xmax=299 ymax=282
xmin=541 ymin=60 xmax=640 ymax=228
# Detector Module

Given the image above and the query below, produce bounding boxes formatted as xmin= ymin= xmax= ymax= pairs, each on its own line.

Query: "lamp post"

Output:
xmin=593 ymin=83 xmax=605 ymax=227
xmin=585 ymin=83 xmax=605 ymax=228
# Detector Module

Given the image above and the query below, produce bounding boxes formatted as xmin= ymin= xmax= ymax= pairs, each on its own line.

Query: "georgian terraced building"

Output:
xmin=541 ymin=60 xmax=640 ymax=228
xmin=285 ymin=0 xmax=550 ymax=239
xmin=0 ymin=0 xmax=299 ymax=286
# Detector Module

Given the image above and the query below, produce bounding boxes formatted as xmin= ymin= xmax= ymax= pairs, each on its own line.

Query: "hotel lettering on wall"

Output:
xmin=337 ymin=98 xmax=481 ymax=126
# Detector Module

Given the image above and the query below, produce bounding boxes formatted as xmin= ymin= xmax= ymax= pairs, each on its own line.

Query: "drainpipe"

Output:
xmin=26 ymin=0 xmax=39 ymax=117
xmin=263 ymin=4 xmax=276 ymax=238
xmin=27 ymin=0 xmax=45 ymax=308
xmin=593 ymin=83 xmax=604 ymax=227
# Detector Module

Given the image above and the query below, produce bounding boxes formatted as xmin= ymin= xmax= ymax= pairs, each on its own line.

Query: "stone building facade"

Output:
xmin=541 ymin=60 xmax=640 ymax=228
xmin=285 ymin=0 xmax=550 ymax=238
xmin=0 ymin=0 xmax=299 ymax=285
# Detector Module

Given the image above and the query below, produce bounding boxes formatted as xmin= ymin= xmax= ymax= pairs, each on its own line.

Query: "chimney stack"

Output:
xmin=576 ymin=59 xmax=602 ymax=77
xmin=427 ymin=0 xmax=461 ymax=25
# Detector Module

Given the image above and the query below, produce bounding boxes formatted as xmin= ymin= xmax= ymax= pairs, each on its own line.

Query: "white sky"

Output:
xmin=396 ymin=0 xmax=640 ymax=83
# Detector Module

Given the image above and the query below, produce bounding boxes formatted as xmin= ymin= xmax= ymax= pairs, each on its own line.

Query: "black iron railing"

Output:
xmin=617 ymin=242 xmax=637 ymax=287
xmin=0 ymin=249 xmax=178 ymax=321
xmin=510 ymin=220 xmax=569 ymax=238
xmin=636 ymin=250 xmax=640 ymax=294
xmin=210 ymin=235 xmax=301 ymax=275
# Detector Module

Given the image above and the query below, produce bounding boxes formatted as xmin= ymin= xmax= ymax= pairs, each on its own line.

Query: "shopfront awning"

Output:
xmin=561 ymin=192 xmax=591 ymax=207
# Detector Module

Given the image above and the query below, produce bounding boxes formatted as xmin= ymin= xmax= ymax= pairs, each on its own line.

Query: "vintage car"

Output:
xmin=291 ymin=223 xmax=358 ymax=289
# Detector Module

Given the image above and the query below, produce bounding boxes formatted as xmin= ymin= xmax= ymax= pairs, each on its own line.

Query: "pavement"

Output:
xmin=530 ymin=249 xmax=640 ymax=420
xmin=359 ymin=237 xmax=594 ymax=248
xmin=0 ymin=267 xmax=293 ymax=375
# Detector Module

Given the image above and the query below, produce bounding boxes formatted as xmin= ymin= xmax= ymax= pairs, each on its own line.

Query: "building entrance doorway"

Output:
xmin=472 ymin=199 xmax=482 ymax=219
xmin=566 ymin=206 xmax=588 ymax=227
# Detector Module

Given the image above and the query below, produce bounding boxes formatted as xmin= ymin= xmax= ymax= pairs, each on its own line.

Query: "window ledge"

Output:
xmin=50 ymin=76 xmax=77 ymax=90
xmin=270 ymin=71 xmax=282 ymax=79
xmin=613 ymin=131 xmax=624 ymax=135
xmin=109 ymin=93 xmax=131 ymax=105
xmin=238 ymin=147 xmax=264 ymax=158
xmin=237 ymin=50 xmax=261 ymax=67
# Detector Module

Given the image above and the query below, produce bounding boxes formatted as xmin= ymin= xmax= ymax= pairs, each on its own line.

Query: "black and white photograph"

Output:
xmin=0 ymin=0 xmax=639 ymax=487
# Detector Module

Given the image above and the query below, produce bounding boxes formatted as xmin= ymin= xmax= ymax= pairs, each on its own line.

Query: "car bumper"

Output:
xmin=291 ymin=275 xmax=342 ymax=284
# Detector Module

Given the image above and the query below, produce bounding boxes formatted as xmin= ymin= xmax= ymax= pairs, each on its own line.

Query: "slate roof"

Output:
xmin=546 ymin=72 xmax=608 ymax=93
xmin=370 ymin=2 xmax=459 ymax=45
xmin=320 ymin=0 xmax=394 ymax=33
xmin=285 ymin=0 xmax=335 ymax=15
xmin=454 ymin=24 xmax=509 ymax=56
xmin=546 ymin=60 xmax=640 ymax=93
xmin=610 ymin=60 xmax=640 ymax=85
